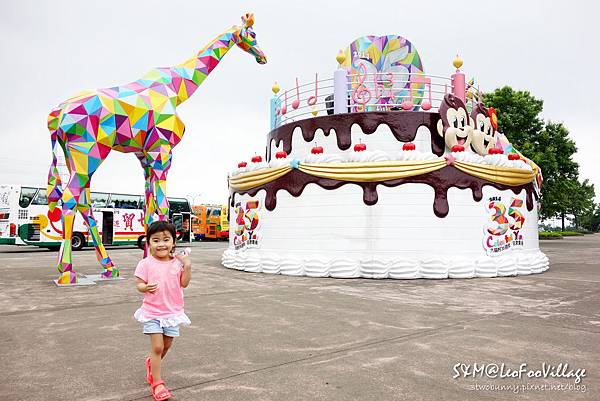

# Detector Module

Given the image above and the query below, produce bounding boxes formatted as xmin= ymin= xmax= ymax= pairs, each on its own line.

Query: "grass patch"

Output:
xmin=539 ymin=232 xmax=563 ymax=239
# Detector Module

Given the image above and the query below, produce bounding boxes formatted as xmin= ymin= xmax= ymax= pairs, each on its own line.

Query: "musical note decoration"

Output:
xmin=281 ymin=90 xmax=288 ymax=115
xmin=351 ymin=63 xmax=372 ymax=110
xmin=292 ymin=78 xmax=300 ymax=109
xmin=400 ymin=76 xmax=414 ymax=110
xmin=412 ymin=75 xmax=432 ymax=111
xmin=307 ymin=73 xmax=318 ymax=106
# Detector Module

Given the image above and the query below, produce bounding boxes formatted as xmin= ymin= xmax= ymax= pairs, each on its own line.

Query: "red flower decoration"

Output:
xmin=489 ymin=107 xmax=498 ymax=131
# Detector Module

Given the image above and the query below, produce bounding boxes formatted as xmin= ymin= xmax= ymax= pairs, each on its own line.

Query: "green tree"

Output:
xmin=567 ymin=179 xmax=595 ymax=229
xmin=482 ymin=86 xmax=544 ymax=156
xmin=582 ymin=205 xmax=600 ymax=232
xmin=532 ymin=123 xmax=579 ymax=226
xmin=482 ymin=88 xmax=587 ymax=228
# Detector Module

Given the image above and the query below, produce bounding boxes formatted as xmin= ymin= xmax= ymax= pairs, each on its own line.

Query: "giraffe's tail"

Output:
xmin=47 ymin=107 xmax=65 ymax=212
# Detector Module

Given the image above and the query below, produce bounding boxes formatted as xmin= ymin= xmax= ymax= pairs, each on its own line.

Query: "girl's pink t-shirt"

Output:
xmin=134 ymin=255 xmax=184 ymax=319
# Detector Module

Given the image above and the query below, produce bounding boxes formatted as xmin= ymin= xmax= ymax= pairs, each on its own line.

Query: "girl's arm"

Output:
xmin=136 ymin=277 xmax=158 ymax=293
xmin=177 ymin=255 xmax=192 ymax=288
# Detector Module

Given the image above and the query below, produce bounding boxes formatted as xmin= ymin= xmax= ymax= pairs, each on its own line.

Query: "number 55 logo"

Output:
xmin=235 ymin=200 xmax=260 ymax=234
xmin=234 ymin=200 xmax=261 ymax=248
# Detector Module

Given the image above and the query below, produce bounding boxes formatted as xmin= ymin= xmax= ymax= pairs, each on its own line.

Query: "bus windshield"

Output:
xmin=90 ymin=192 xmax=110 ymax=208
xmin=32 ymin=189 xmax=48 ymax=205
xmin=19 ymin=187 xmax=38 ymax=208
xmin=168 ymin=198 xmax=191 ymax=213
xmin=109 ymin=193 xmax=142 ymax=209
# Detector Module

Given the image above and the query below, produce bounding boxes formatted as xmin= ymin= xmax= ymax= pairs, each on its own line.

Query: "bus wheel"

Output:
xmin=71 ymin=232 xmax=86 ymax=251
xmin=137 ymin=235 xmax=146 ymax=250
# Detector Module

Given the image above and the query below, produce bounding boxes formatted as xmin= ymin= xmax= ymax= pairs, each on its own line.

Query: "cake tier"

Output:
xmin=266 ymin=111 xmax=443 ymax=161
xmin=223 ymin=182 xmax=548 ymax=279
xmin=225 ymin=111 xmax=546 ymax=280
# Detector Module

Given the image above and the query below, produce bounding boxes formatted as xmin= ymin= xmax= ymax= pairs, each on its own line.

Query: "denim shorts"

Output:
xmin=143 ymin=319 xmax=180 ymax=337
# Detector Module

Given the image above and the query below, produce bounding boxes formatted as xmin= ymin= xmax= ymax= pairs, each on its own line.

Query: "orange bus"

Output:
xmin=192 ymin=204 xmax=229 ymax=241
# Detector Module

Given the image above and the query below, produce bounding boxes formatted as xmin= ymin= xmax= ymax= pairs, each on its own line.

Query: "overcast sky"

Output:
xmin=1 ymin=0 xmax=598 ymax=204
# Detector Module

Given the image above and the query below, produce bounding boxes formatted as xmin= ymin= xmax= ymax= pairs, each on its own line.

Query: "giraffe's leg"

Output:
xmin=78 ymin=188 xmax=118 ymax=278
xmin=154 ymin=177 xmax=170 ymax=221
xmin=148 ymin=147 xmax=172 ymax=222
xmin=56 ymin=177 xmax=83 ymax=284
xmin=56 ymin=140 xmax=111 ymax=284
xmin=136 ymin=153 xmax=158 ymax=257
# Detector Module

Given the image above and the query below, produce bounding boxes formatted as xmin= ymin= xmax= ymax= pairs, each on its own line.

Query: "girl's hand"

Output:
xmin=145 ymin=282 xmax=159 ymax=293
xmin=175 ymin=253 xmax=192 ymax=269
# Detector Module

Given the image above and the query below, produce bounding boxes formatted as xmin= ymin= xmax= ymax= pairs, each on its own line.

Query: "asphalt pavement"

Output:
xmin=0 ymin=236 xmax=598 ymax=400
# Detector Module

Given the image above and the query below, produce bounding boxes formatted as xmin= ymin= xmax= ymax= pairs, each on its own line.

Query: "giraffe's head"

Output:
xmin=234 ymin=13 xmax=267 ymax=64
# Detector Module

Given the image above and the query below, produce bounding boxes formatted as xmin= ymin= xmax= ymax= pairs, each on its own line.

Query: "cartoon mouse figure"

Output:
xmin=436 ymin=94 xmax=474 ymax=151
xmin=470 ymin=102 xmax=496 ymax=155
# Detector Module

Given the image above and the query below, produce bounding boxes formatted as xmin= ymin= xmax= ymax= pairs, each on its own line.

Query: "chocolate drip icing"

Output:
xmin=231 ymin=166 xmax=537 ymax=218
xmin=266 ymin=111 xmax=444 ymax=161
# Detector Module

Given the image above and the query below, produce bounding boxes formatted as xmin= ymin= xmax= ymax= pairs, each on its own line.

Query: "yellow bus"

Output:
xmin=192 ymin=204 xmax=229 ymax=241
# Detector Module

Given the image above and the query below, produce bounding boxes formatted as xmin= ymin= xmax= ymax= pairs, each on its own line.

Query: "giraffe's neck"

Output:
xmin=168 ymin=27 xmax=239 ymax=105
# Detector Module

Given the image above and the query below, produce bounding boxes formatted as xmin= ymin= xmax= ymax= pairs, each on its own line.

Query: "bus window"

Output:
xmin=90 ymin=192 xmax=110 ymax=208
xmin=110 ymin=193 xmax=141 ymax=209
xmin=168 ymin=198 xmax=191 ymax=214
xmin=31 ymin=189 xmax=48 ymax=205
xmin=19 ymin=187 xmax=37 ymax=208
xmin=212 ymin=209 xmax=220 ymax=217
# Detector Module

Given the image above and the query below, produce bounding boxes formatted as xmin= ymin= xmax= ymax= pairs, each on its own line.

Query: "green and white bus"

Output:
xmin=0 ymin=184 xmax=191 ymax=250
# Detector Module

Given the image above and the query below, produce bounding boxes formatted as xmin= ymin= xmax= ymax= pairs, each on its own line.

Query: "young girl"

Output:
xmin=134 ymin=220 xmax=192 ymax=401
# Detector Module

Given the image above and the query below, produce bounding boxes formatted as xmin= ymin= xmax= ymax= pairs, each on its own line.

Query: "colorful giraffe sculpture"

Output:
xmin=46 ymin=13 xmax=266 ymax=285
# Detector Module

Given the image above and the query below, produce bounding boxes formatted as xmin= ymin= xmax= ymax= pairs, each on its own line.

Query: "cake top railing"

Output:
xmin=269 ymin=46 xmax=482 ymax=130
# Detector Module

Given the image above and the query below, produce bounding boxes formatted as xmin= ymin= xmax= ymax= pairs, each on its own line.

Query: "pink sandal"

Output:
xmin=145 ymin=357 xmax=153 ymax=384
xmin=151 ymin=380 xmax=172 ymax=401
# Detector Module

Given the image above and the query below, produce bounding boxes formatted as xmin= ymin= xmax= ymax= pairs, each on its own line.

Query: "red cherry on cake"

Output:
xmin=311 ymin=146 xmax=323 ymax=154
xmin=508 ymin=153 xmax=520 ymax=160
xmin=451 ymin=145 xmax=465 ymax=152
xmin=402 ymin=142 xmax=416 ymax=151
xmin=275 ymin=151 xmax=287 ymax=159
xmin=237 ymin=161 xmax=247 ymax=168
xmin=488 ymin=148 xmax=504 ymax=155
xmin=354 ymin=143 xmax=367 ymax=152
xmin=251 ymin=155 xmax=263 ymax=163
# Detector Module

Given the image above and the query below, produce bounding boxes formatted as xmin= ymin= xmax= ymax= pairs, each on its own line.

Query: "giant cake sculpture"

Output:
xmin=222 ymin=35 xmax=548 ymax=279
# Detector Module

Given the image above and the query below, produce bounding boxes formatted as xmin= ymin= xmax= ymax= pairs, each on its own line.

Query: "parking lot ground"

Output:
xmin=0 ymin=236 xmax=598 ymax=400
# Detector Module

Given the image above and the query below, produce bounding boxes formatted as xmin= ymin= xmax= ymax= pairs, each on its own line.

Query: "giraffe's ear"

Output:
xmin=242 ymin=13 xmax=254 ymax=28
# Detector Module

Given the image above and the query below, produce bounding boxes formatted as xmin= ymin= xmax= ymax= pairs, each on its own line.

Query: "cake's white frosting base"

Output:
xmin=223 ymin=249 xmax=549 ymax=279
xmin=223 ymin=183 xmax=549 ymax=279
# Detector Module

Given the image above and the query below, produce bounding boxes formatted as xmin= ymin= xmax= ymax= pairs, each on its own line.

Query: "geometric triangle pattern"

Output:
xmin=46 ymin=13 xmax=266 ymax=285
xmin=341 ymin=35 xmax=424 ymax=111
